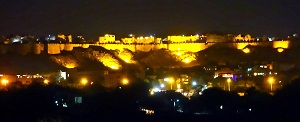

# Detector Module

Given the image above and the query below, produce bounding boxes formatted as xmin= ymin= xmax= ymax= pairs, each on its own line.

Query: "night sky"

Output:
xmin=0 ymin=0 xmax=299 ymax=39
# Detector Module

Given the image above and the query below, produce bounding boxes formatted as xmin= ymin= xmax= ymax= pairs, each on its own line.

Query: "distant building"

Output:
xmin=167 ymin=35 xmax=200 ymax=43
xmin=57 ymin=34 xmax=72 ymax=43
xmin=121 ymin=36 xmax=161 ymax=44
xmin=214 ymin=68 xmax=234 ymax=78
xmin=234 ymin=34 xmax=255 ymax=42
xmin=206 ymin=34 xmax=227 ymax=43
xmin=121 ymin=37 xmax=135 ymax=44
xmin=0 ymin=74 xmax=44 ymax=88
xmin=99 ymin=34 xmax=115 ymax=43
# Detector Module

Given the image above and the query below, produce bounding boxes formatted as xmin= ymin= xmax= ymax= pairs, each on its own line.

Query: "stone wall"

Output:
xmin=0 ymin=41 xmax=293 ymax=55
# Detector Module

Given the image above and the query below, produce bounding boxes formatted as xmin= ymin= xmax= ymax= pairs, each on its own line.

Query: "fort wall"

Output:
xmin=0 ymin=41 xmax=292 ymax=55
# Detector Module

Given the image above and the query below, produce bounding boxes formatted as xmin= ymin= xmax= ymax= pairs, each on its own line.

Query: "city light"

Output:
xmin=164 ymin=78 xmax=170 ymax=82
xmin=110 ymin=65 xmax=119 ymax=70
xmin=227 ymin=78 xmax=231 ymax=91
xmin=1 ymin=79 xmax=8 ymax=86
xmin=160 ymin=84 xmax=165 ymax=88
xmin=183 ymin=58 xmax=191 ymax=63
xmin=164 ymin=77 xmax=174 ymax=90
xmin=44 ymin=79 xmax=49 ymax=85
xmin=81 ymin=78 xmax=88 ymax=85
xmin=268 ymin=77 xmax=274 ymax=91
xmin=192 ymin=81 xmax=197 ymax=86
xmin=65 ymin=63 xmax=76 ymax=68
xmin=122 ymin=78 xmax=129 ymax=85
xmin=277 ymin=48 xmax=284 ymax=53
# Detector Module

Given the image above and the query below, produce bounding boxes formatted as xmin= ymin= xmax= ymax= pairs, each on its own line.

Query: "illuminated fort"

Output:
xmin=0 ymin=34 xmax=292 ymax=54
xmin=0 ymin=34 xmax=293 ymax=70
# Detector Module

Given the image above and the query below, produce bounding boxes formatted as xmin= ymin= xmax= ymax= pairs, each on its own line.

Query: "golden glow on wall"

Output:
xmin=65 ymin=63 xmax=77 ymax=68
xmin=51 ymin=55 xmax=78 ymax=69
xmin=88 ymin=50 xmax=122 ymax=70
xmin=100 ymin=57 xmax=121 ymax=70
xmin=237 ymin=43 xmax=250 ymax=50
xmin=173 ymin=51 xmax=196 ymax=63
xmin=118 ymin=51 xmax=136 ymax=64
xmin=183 ymin=58 xmax=191 ymax=63
xmin=273 ymin=40 xmax=289 ymax=49
xmin=235 ymin=42 xmax=259 ymax=50
xmin=243 ymin=48 xmax=250 ymax=53
xmin=168 ymin=35 xmax=199 ymax=43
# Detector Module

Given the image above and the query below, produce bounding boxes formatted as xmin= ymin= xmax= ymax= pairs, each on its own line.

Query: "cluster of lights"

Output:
xmin=140 ymin=108 xmax=155 ymax=115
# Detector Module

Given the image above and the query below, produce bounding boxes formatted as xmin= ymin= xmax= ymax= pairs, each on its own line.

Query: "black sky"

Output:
xmin=0 ymin=0 xmax=299 ymax=39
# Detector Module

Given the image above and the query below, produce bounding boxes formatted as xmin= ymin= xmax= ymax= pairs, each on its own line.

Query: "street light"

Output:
xmin=268 ymin=77 xmax=274 ymax=91
xmin=164 ymin=77 xmax=174 ymax=90
xmin=169 ymin=78 xmax=174 ymax=90
xmin=227 ymin=78 xmax=231 ymax=91
xmin=177 ymin=84 xmax=181 ymax=89
xmin=122 ymin=78 xmax=129 ymax=85
xmin=1 ymin=79 xmax=9 ymax=90
xmin=192 ymin=81 xmax=197 ymax=86
xmin=81 ymin=78 xmax=88 ymax=86
xmin=44 ymin=79 xmax=49 ymax=85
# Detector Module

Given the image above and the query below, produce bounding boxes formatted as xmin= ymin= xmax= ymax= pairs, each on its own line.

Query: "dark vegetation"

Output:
xmin=1 ymin=78 xmax=300 ymax=121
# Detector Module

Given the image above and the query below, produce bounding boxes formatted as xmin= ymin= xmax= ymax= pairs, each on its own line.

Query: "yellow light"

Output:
xmin=110 ymin=65 xmax=119 ymax=70
xmin=81 ymin=78 xmax=88 ymax=85
xmin=268 ymin=77 xmax=274 ymax=91
xmin=1 ymin=79 xmax=8 ymax=86
xmin=238 ymin=92 xmax=245 ymax=96
xmin=273 ymin=40 xmax=289 ymax=49
xmin=169 ymin=78 xmax=174 ymax=83
xmin=65 ymin=63 xmax=76 ymax=68
xmin=243 ymin=48 xmax=250 ymax=53
xmin=227 ymin=78 xmax=231 ymax=83
xmin=122 ymin=78 xmax=129 ymax=85
xmin=150 ymin=90 xmax=154 ymax=95
xmin=44 ymin=79 xmax=49 ymax=85
xmin=176 ymin=52 xmax=181 ymax=56
xmin=183 ymin=58 xmax=191 ymax=63
xmin=177 ymin=84 xmax=181 ymax=89
xmin=268 ymin=77 xmax=274 ymax=84
xmin=254 ymin=72 xmax=257 ymax=76
xmin=277 ymin=48 xmax=284 ymax=53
